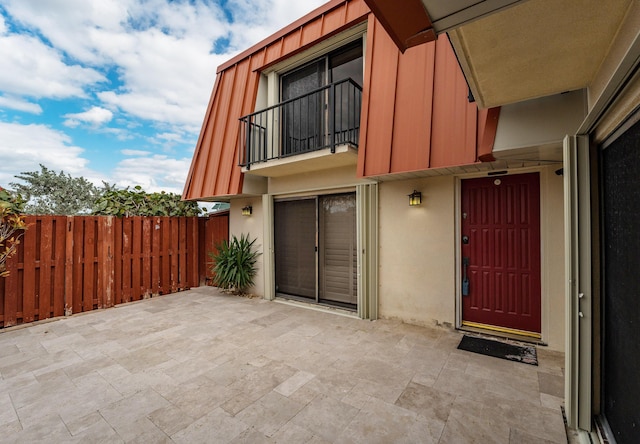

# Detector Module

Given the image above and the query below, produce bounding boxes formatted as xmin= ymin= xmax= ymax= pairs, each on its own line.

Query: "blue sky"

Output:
xmin=0 ymin=0 xmax=325 ymax=194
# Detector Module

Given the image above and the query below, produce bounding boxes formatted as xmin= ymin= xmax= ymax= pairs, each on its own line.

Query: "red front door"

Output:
xmin=461 ymin=173 xmax=541 ymax=334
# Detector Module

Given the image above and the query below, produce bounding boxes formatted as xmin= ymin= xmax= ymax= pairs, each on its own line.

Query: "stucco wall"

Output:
xmin=540 ymin=165 xmax=566 ymax=351
xmin=377 ymin=167 xmax=566 ymax=351
xmin=229 ymin=197 xmax=265 ymax=297
xmin=378 ymin=175 xmax=457 ymax=328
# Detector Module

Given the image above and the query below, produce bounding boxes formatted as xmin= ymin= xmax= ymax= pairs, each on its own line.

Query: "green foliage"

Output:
xmin=209 ymin=234 xmax=261 ymax=294
xmin=93 ymin=185 xmax=201 ymax=217
xmin=0 ymin=189 xmax=27 ymax=278
xmin=10 ymin=164 xmax=111 ymax=215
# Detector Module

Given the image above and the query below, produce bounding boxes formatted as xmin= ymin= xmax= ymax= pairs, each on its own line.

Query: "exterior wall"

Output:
xmin=377 ymin=166 xmax=566 ymax=350
xmin=268 ymin=165 xmax=363 ymax=195
xmin=378 ymin=175 xmax=456 ymax=328
xmin=539 ymin=165 xmax=565 ymax=351
xmin=228 ymin=197 xmax=265 ymax=297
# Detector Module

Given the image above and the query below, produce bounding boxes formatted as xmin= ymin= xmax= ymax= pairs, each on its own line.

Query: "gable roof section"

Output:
xmin=357 ymin=17 xmax=498 ymax=177
xmin=182 ymin=0 xmax=370 ymax=200
xmin=183 ymin=0 xmax=499 ymax=200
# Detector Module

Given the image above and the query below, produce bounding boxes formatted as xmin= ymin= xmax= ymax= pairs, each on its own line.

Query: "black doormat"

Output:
xmin=457 ymin=335 xmax=538 ymax=366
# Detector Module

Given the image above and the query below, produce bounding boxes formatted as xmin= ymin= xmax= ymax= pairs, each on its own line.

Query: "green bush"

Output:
xmin=209 ymin=234 xmax=260 ymax=294
xmin=93 ymin=185 xmax=201 ymax=217
xmin=0 ymin=189 xmax=27 ymax=278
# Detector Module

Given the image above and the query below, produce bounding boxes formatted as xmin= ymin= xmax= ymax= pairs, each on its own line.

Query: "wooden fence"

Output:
xmin=0 ymin=213 xmax=229 ymax=328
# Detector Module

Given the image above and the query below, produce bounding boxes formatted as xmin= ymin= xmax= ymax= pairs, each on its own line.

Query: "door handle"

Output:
xmin=462 ymin=235 xmax=469 ymax=244
xmin=462 ymin=257 xmax=470 ymax=296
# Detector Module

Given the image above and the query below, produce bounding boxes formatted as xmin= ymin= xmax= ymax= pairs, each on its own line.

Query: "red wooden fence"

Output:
xmin=198 ymin=210 xmax=230 ymax=285
xmin=0 ymin=214 xmax=228 ymax=328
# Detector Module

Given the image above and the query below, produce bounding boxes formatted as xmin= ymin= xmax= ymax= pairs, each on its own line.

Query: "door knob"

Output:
xmin=462 ymin=235 xmax=469 ymax=244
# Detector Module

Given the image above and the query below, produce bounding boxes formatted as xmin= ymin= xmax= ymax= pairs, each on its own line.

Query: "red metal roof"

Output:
xmin=183 ymin=0 xmax=499 ymax=201
xmin=357 ymin=18 xmax=498 ymax=177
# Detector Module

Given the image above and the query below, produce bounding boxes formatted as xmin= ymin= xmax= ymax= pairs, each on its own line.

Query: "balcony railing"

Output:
xmin=239 ymin=78 xmax=362 ymax=169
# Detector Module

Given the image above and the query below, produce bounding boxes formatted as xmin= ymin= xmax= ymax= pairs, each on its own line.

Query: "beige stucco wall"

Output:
xmin=377 ymin=166 xmax=566 ymax=351
xmin=539 ymin=165 xmax=566 ymax=351
xmin=229 ymin=196 xmax=265 ymax=297
xmin=233 ymin=164 xmax=565 ymax=351
xmin=378 ymin=175 xmax=457 ymax=328
xmin=268 ymin=165 xmax=363 ymax=195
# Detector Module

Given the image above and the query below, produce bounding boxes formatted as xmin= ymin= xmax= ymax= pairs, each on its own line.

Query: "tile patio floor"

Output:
xmin=0 ymin=287 xmax=568 ymax=443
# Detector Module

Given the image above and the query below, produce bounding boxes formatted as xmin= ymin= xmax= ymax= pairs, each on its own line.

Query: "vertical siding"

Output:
xmin=183 ymin=0 xmax=370 ymax=201
xmin=429 ymin=36 xmax=478 ymax=167
xmin=357 ymin=15 xmax=399 ymax=177
xmin=358 ymin=20 xmax=499 ymax=177
xmin=183 ymin=0 xmax=499 ymax=200
xmin=390 ymin=39 xmax=436 ymax=172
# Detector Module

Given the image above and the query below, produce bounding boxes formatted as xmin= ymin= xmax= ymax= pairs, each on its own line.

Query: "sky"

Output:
xmin=0 ymin=0 xmax=326 ymax=195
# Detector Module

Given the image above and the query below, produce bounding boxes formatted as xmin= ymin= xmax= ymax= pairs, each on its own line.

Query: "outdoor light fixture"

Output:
xmin=241 ymin=205 xmax=252 ymax=216
xmin=408 ymin=190 xmax=422 ymax=206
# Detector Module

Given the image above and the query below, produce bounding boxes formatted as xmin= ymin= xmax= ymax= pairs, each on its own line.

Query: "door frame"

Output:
xmin=454 ymin=167 xmax=551 ymax=343
xmin=263 ymin=183 xmax=378 ymax=319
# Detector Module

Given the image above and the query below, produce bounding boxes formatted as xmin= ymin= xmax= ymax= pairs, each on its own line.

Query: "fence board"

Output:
xmin=132 ymin=217 xmax=142 ymax=301
xmin=22 ymin=216 xmax=37 ymax=323
xmin=1 ymin=215 xmax=221 ymax=328
xmin=142 ymin=218 xmax=152 ymax=297
xmin=65 ymin=217 xmax=74 ymax=315
xmin=53 ymin=217 xmax=66 ymax=317
xmin=151 ymin=218 xmax=161 ymax=294
xmin=113 ymin=217 xmax=122 ymax=305
xmin=99 ymin=217 xmax=114 ymax=308
xmin=170 ymin=219 xmax=179 ymax=292
xmin=38 ymin=217 xmax=52 ymax=321
xmin=198 ymin=211 xmax=230 ymax=285
xmin=161 ymin=218 xmax=171 ymax=294
xmin=2 ymin=226 xmax=20 ymax=327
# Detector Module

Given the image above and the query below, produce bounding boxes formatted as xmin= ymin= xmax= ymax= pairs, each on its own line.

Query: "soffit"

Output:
xmin=448 ymin=0 xmax=634 ymax=108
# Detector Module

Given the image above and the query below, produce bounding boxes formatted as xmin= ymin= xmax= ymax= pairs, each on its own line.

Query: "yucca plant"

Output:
xmin=209 ymin=234 xmax=260 ymax=294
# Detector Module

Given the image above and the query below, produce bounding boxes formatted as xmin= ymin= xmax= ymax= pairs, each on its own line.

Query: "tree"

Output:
xmin=93 ymin=185 xmax=201 ymax=217
xmin=10 ymin=164 xmax=111 ymax=215
xmin=0 ymin=188 xmax=27 ymax=278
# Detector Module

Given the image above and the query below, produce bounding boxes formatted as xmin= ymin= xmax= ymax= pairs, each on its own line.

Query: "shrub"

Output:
xmin=93 ymin=185 xmax=202 ymax=217
xmin=0 ymin=189 xmax=27 ymax=278
xmin=209 ymin=234 xmax=260 ymax=294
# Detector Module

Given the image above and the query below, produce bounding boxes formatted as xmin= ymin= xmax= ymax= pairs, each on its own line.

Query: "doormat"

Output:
xmin=457 ymin=335 xmax=538 ymax=366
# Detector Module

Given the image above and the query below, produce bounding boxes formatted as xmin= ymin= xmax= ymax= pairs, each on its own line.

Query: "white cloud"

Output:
xmin=0 ymin=121 xmax=104 ymax=187
xmin=0 ymin=95 xmax=42 ymax=114
xmin=1 ymin=0 xmax=328 ymax=133
xmin=157 ymin=132 xmax=184 ymax=142
xmin=63 ymin=106 xmax=113 ymax=128
xmin=0 ymin=33 xmax=105 ymax=99
xmin=121 ymin=149 xmax=152 ymax=156
xmin=111 ymin=154 xmax=193 ymax=194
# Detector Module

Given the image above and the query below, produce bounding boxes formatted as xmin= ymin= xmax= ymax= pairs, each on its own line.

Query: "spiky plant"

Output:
xmin=209 ymin=234 xmax=260 ymax=294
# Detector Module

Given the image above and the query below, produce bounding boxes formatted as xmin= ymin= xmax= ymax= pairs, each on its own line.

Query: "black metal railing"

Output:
xmin=239 ymin=78 xmax=362 ymax=169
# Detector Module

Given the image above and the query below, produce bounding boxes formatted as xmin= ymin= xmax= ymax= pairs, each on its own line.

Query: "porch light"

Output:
xmin=241 ymin=205 xmax=252 ymax=216
xmin=408 ymin=190 xmax=422 ymax=206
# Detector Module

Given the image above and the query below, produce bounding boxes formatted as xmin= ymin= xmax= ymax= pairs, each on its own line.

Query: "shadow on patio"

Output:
xmin=0 ymin=287 xmax=567 ymax=443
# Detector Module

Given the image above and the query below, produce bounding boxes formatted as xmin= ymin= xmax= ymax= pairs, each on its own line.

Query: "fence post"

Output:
xmin=189 ymin=217 xmax=199 ymax=287
xmin=64 ymin=216 xmax=74 ymax=316
xmin=99 ymin=216 xmax=114 ymax=308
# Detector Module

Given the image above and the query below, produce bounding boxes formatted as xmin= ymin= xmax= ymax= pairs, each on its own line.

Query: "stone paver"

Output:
xmin=0 ymin=287 xmax=567 ymax=443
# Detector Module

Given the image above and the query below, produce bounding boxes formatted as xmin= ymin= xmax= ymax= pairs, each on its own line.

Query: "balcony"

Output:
xmin=239 ymin=79 xmax=362 ymax=177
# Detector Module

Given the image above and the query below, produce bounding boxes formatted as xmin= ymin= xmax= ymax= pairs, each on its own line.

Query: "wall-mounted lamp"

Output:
xmin=408 ymin=190 xmax=422 ymax=206
xmin=241 ymin=205 xmax=252 ymax=216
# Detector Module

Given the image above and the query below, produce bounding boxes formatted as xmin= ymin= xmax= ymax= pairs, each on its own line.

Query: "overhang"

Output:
xmin=363 ymin=0 xmax=525 ymax=52
xmin=448 ymin=0 xmax=635 ymax=108
xmin=366 ymin=0 xmax=637 ymax=110
xmin=242 ymin=144 xmax=358 ymax=178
